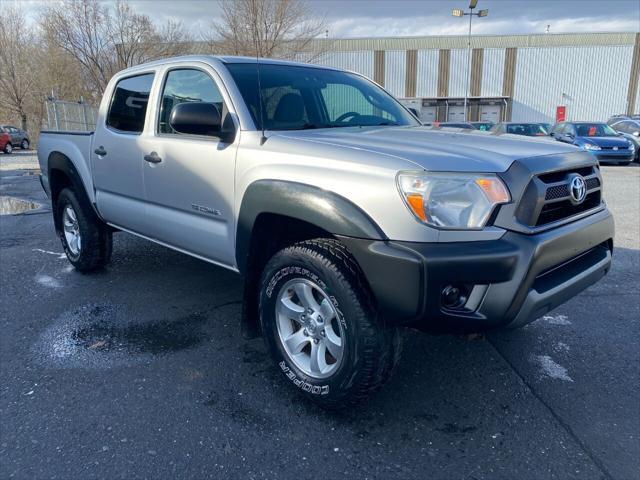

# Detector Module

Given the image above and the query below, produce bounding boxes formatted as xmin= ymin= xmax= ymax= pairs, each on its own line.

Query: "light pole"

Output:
xmin=453 ymin=1 xmax=488 ymax=122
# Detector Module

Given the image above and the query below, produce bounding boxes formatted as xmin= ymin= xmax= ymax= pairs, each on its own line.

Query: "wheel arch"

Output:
xmin=48 ymin=152 xmax=101 ymax=229
xmin=236 ymin=180 xmax=386 ymax=274
xmin=236 ymin=180 xmax=386 ymax=338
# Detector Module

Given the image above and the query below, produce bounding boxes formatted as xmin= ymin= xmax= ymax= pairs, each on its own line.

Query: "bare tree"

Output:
xmin=41 ymin=0 xmax=191 ymax=99
xmin=110 ymin=1 xmax=191 ymax=69
xmin=0 ymin=6 xmax=42 ymax=130
xmin=40 ymin=0 xmax=113 ymax=99
xmin=206 ymin=0 xmax=326 ymax=60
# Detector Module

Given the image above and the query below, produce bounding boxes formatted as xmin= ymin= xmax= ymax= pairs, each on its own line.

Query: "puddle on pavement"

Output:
xmin=33 ymin=304 xmax=211 ymax=369
xmin=0 ymin=196 xmax=41 ymax=215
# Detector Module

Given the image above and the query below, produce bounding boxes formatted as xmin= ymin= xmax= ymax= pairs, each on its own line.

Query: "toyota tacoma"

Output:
xmin=38 ymin=56 xmax=614 ymax=408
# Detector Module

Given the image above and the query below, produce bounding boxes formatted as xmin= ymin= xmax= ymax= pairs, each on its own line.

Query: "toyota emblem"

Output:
xmin=569 ymin=175 xmax=587 ymax=204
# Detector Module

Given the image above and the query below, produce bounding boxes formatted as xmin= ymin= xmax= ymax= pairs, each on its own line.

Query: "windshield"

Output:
xmin=506 ymin=123 xmax=548 ymax=136
xmin=225 ymin=63 xmax=418 ymax=131
xmin=575 ymin=123 xmax=617 ymax=137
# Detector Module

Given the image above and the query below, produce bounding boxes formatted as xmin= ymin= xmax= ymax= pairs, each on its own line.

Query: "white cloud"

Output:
xmin=326 ymin=15 xmax=639 ymax=38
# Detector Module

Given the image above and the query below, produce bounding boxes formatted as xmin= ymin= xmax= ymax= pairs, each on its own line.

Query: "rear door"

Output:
xmin=140 ymin=64 xmax=239 ymax=267
xmin=92 ymin=72 xmax=156 ymax=233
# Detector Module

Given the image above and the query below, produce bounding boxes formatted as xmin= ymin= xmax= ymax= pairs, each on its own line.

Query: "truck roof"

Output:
xmin=119 ymin=55 xmax=340 ymax=76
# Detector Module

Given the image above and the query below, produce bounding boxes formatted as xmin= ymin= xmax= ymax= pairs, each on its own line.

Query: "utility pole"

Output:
xmin=452 ymin=1 xmax=488 ymax=122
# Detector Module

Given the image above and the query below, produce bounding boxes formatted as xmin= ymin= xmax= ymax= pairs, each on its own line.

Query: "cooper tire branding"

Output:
xmin=279 ymin=361 xmax=329 ymax=395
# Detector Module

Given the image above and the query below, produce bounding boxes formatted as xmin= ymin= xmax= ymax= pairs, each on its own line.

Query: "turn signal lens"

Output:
xmin=406 ymin=194 xmax=427 ymax=221
xmin=474 ymin=178 xmax=510 ymax=204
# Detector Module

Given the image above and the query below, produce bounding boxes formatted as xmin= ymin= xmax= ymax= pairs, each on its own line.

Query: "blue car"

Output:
xmin=550 ymin=122 xmax=635 ymax=165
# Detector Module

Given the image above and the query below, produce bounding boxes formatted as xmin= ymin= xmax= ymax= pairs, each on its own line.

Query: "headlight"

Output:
xmin=397 ymin=172 xmax=510 ymax=229
xmin=629 ymin=142 xmax=635 ymax=152
xmin=583 ymin=143 xmax=601 ymax=151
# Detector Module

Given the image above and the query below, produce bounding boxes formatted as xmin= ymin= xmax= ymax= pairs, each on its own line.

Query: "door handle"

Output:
xmin=94 ymin=146 xmax=107 ymax=156
xmin=143 ymin=151 xmax=162 ymax=164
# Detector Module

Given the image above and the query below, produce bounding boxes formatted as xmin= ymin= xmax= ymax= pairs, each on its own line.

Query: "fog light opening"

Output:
xmin=441 ymin=285 xmax=469 ymax=310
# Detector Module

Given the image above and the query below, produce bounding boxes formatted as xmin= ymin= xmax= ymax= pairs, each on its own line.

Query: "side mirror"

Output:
xmin=566 ymin=132 xmax=575 ymax=139
xmin=170 ymin=102 xmax=222 ymax=137
xmin=407 ymin=107 xmax=419 ymax=118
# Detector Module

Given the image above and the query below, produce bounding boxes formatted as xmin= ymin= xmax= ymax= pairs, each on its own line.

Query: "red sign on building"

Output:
xmin=556 ymin=105 xmax=567 ymax=123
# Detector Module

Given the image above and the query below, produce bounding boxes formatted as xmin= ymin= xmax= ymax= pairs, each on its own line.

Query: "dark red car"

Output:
xmin=0 ymin=131 xmax=12 ymax=154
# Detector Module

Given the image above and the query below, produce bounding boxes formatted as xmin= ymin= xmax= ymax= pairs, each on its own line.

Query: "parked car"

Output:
xmin=37 ymin=56 xmax=614 ymax=408
xmin=607 ymin=114 xmax=640 ymax=125
xmin=490 ymin=122 xmax=549 ymax=136
xmin=537 ymin=123 xmax=553 ymax=134
xmin=470 ymin=121 xmax=494 ymax=131
xmin=0 ymin=131 xmax=12 ymax=154
xmin=609 ymin=119 xmax=640 ymax=161
xmin=550 ymin=122 xmax=635 ymax=165
xmin=0 ymin=125 xmax=30 ymax=149
xmin=434 ymin=122 xmax=475 ymax=129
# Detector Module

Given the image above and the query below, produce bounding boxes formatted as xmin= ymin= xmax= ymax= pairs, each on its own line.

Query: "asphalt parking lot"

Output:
xmin=1 ymin=151 xmax=638 ymax=480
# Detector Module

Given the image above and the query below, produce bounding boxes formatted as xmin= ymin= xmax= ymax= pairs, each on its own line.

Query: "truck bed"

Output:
xmin=37 ymin=130 xmax=95 ymax=202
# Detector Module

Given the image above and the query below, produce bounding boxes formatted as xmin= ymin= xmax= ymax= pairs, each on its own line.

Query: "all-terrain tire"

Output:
xmin=55 ymin=188 xmax=112 ymax=272
xmin=259 ymin=238 xmax=402 ymax=409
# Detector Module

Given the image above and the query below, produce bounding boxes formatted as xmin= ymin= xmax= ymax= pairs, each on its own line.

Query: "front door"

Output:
xmin=141 ymin=65 xmax=238 ymax=267
xmin=92 ymin=72 xmax=156 ymax=233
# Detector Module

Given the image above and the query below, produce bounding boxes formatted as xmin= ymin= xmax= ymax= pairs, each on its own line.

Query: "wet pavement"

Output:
xmin=1 ymin=155 xmax=638 ymax=479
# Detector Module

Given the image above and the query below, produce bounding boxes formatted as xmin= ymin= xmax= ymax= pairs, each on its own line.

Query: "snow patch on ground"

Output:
xmin=533 ymin=355 xmax=574 ymax=382
xmin=540 ymin=314 xmax=571 ymax=325
xmin=33 ymin=248 xmax=67 ymax=260
xmin=35 ymin=274 xmax=62 ymax=288
xmin=554 ymin=342 xmax=570 ymax=353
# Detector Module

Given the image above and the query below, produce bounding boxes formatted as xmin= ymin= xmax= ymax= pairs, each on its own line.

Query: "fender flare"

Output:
xmin=235 ymin=180 xmax=386 ymax=273
xmin=48 ymin=152 xmax=102 ymax=221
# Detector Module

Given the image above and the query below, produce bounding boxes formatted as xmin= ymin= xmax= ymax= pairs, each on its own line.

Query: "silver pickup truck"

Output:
xmin=38 ymin=56 xmax=614 ymax=408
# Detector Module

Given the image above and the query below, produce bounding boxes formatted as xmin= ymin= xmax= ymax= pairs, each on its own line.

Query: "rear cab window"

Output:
xmin=106 ymin=73 xmax=155 ymax=134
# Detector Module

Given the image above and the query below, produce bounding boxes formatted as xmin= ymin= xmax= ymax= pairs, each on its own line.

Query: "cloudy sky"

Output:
xmin=19 ymin=0 xmax=640 ymax=37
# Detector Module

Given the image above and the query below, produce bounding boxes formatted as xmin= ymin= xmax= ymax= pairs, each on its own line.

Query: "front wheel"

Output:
xmin=3 ymin=143 xmax=12 ymax=154
xmin=259 ymin=238 xmax=401 ymax=409
xmin=20 ymin=139 xmax=29 ymax=150
xmin=55 ymin=188 xmax=112 ymax=272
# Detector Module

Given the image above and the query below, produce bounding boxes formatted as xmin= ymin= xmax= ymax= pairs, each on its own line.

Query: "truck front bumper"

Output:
xmin=339 ymin=208 xmax=614 ymax=333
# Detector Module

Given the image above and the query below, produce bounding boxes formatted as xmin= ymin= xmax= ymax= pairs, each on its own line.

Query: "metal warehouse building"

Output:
xmin=296 ymin=32 xmax=640 ymax=124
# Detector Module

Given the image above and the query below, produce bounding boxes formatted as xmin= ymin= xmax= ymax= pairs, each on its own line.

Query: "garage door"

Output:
xmin=480 ymin=104 xmax=501 ymax=123
xmin=420 ymin=106 xmax=437 ymax=123
xmin=447 ymin=106 xmax=466 ymax=122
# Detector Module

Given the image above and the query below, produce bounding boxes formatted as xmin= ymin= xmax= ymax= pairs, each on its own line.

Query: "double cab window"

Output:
xmin=106 ymin=69 xmax=224 ymax=137
xmin=158 ymin=69 xmax=224 ymax=137
xmin=106 ymin=73 xmax=154 ymax=134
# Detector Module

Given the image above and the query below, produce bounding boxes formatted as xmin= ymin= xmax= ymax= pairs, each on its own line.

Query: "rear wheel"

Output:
xmin=55 ymin=188 xmax=112 ymax=272
xmin=20 ymin=139 xmax=29 ymax=150
xmin=259 ymin=238 xmax=402 ymax=409
xmin=3 ymin=143 xmax=12 ymax=154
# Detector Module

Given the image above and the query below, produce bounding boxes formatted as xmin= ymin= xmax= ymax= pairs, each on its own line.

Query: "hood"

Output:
xmin=576 ymin=136 xmax=630 ymax=148
xmin=275 ymin=126 xmax=581 ymax=172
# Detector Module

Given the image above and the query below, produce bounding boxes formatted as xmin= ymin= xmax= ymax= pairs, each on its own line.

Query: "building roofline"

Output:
xmin=301 ymin=31 xmax=638 ymax=51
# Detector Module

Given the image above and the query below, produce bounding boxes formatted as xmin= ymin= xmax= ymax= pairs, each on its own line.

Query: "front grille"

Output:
xmin=516 ymin=165 xmax=603 ymax=228
xmin=597 ymin=154 xmax=631 ymax=161
xmin=536 ymin=191 xmax=601 ymax=226
xmin=545 ymin=184 xmax=569 ymax=200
